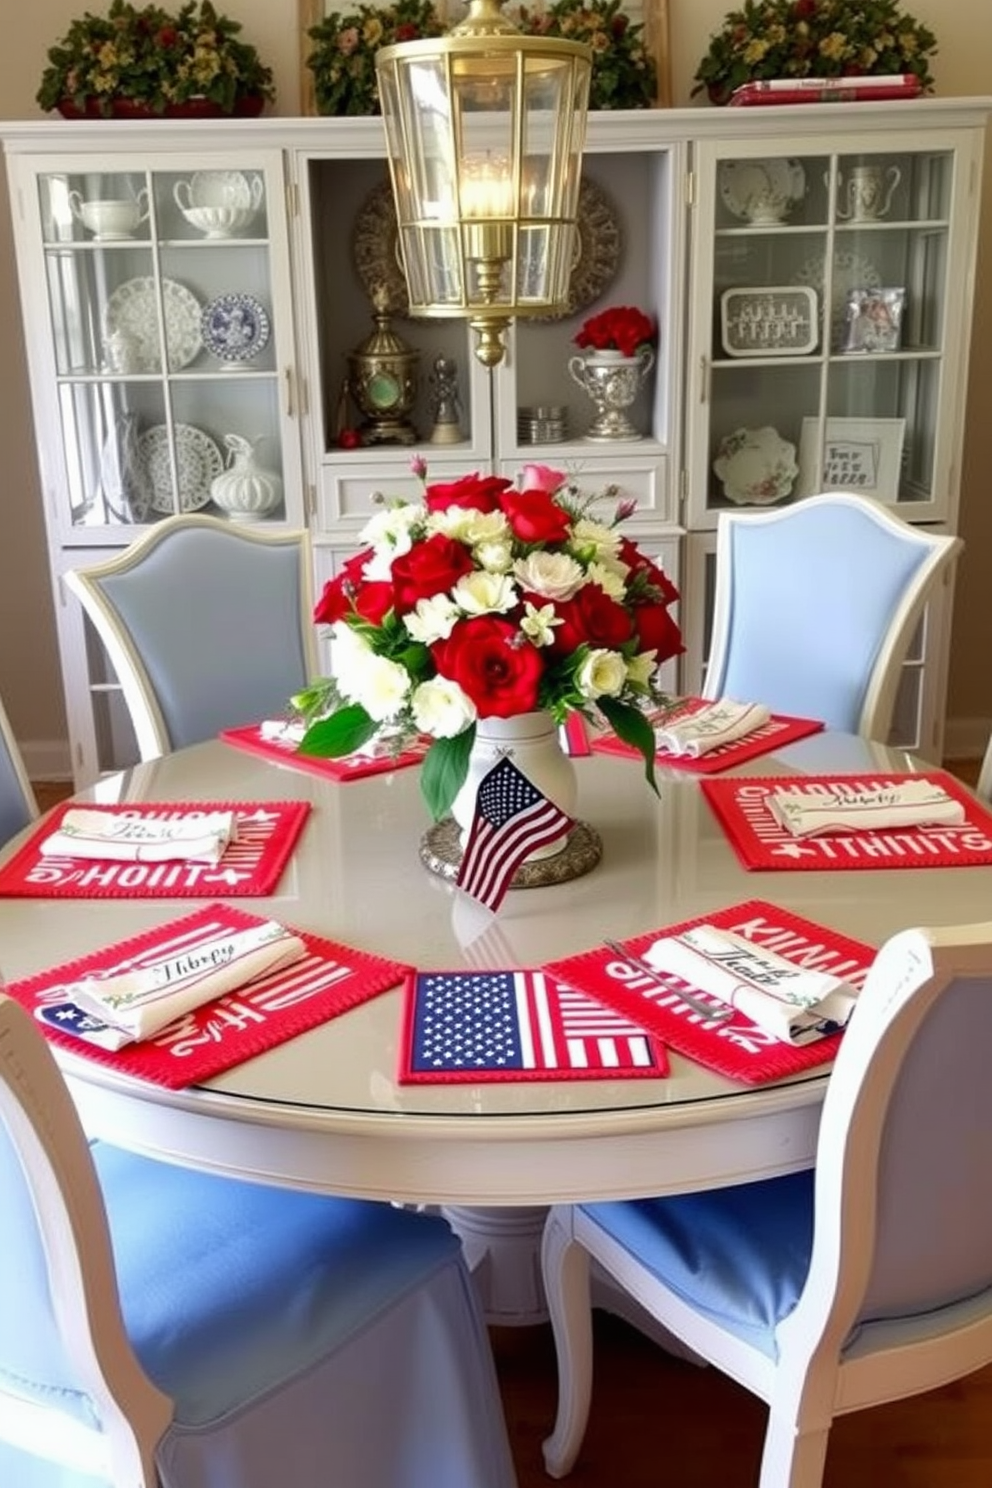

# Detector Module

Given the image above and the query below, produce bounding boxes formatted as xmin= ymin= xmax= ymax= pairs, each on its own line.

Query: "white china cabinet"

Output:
xmin=3 ymin=99 xmax=988 ymax=785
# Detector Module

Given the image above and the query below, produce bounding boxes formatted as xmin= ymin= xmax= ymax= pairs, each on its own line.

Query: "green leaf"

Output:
xmin=420 ymin=727 xmax=476 ymax=822
xmin=598 ymin=697 xmax=659 ymax=796
xmin=297 ymin=705 xmax=377 ymax=758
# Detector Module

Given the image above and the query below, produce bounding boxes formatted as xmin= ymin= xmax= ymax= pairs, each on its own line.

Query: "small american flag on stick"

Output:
xmin=399 ymin=967 xmax=668 ymax=1083
xmin=456 ymin=756 xmax=575 ymax=912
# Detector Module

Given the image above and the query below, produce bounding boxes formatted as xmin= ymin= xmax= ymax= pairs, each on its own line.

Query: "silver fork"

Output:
xmin=602 ymin=937 xmax=733 ymax=1022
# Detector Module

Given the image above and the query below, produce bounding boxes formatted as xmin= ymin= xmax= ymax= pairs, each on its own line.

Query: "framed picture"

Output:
xmin=841 ymin=287 xmax=906 ymax=354
xmin=796 ymin=417 xmax=906 ymax=501
xmin=720 ymin=286 xmax=818 ymax=358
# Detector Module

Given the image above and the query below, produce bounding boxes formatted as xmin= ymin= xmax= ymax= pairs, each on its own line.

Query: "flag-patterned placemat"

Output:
xmin=545 ymin=900 xmax=876 ymax=1085
xmin=220 ymin=724 xmax=428 ymax=781
xmin=701 ymin=771 xmax=992 ymax=871
xmin=5 ymin=902 xmax=410 ymax=1089
xmin=0 ymin=801 xmax=310 ymax=898
xmin=592 ymin=700 xmax=824 ymax=774
xmin=398 ymin=967 xmax=668 ymax=1083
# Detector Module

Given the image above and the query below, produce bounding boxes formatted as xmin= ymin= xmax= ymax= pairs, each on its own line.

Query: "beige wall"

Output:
xmin=2 ymin=0 xmax=989 ymax=767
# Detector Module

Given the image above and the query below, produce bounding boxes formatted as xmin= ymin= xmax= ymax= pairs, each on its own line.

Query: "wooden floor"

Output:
xmin=31 ymin=762 xmax=992 ymax=1485
xmin=493 ymin=1312 xmax=992 ymax=1487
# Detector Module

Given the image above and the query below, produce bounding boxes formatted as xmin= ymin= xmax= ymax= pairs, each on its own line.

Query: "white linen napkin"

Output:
xmin=654 ymin=699 xmax=771 ymax=758
xmin=40 ymin=808 xmax=237 ymax=865
xmin=643 ymin=924 xmax=858 ymax=1045
xmin=68 ymin=919 xmax=308 ymax=1046
xmin=768 ymin=779 xmax=965 ymax=838
xmin=260 ymin=718 xmax=307 ymax=744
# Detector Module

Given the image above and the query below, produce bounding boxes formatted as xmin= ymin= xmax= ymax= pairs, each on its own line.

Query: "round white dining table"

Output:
xmin=2 ymin=729 xmax=989 ymax=1321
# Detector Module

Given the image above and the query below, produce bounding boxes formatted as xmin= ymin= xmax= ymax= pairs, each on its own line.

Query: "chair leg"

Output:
xmin=541 ymin=1208 xmax=595 ymax=1479
xmin=759 ymin=1401 xmax=830 ymax=1488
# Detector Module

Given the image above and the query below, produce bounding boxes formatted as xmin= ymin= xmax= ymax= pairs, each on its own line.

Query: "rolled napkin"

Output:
xmin=40 ymin=808 xmax=237 ymax=865
xmin=654 ymin=698 xmax=771 ymax=758
xmin=67 ymin=919 xmax=308 ymax=1046
xmin=768 ymin=779 xmax=966 ymax=838
xmin=260 ymin=718 xmax=306 ymax=744
xmin=643 ymin=924 xmax=858 ymax=1045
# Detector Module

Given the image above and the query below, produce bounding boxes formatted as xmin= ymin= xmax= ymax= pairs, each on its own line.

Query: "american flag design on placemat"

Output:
xmin=399 ymin=967 xmax=668 ymax=1083
xmin=457 ymin=757 xmax=575 ymax=912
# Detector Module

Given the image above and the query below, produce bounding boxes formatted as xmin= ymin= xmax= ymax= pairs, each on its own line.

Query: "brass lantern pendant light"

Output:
xmin=375 ymin=0 xmax=592 ymax=368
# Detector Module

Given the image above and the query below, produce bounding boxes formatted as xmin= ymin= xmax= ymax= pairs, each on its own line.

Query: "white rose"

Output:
xmin=474 ymin=538 xmax=514 ymax=573
xmin=452 ymin=570 xmax=518 ymax=615
xmin=404 ymin=593 xmax=461 ymax=645
xmin=359 ymin=503 xmax=424 ymax=579
xmin=330 ymin=621 xmax=374 ymax=698
xmin=576 ymin=648 xmax=628 ymax=700
xmin=412 ymin=678 xmax=477 ymax=738
xmin=513 ymin=550 xmax=585 ymax=601
xmin=350 ymin=651 xmax=411 ymax=722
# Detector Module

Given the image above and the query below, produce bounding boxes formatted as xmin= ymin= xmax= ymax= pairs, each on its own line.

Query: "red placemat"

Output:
xmin=220 ymin=723 xmax=427 ymax=780
xmin=398 ymin=966 xmax=667 ymax=1084
xmin=545 ymin=900 xmax=875 ymax=1085
xmin=591 ymin=700 xmax=824 ymax=774
xmin=0 ymin=801 xmax=310 ymax=899
xmin=701 ymin=771 xmax=992 ymax=871
xmin=5 ymin=902 xmax=410 ymax=1089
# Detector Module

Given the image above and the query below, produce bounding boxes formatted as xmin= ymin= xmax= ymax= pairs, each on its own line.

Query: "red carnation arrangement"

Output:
xmin=574 ymin=304 xmax=657 ymax=358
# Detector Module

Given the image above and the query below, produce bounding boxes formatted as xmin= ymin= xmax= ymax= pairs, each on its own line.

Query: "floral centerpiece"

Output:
xmin=574 ymin=303 xmax=656 ymax=357
xmin=36 ymin=0 xmax=275 ymax=118
xmin=306 ymin=0 xmax=656 ymax=115
xmin=292 ymin=461 xmax=683 ymax=821
xmin=693 ymin=0 xmax=937 ymax=105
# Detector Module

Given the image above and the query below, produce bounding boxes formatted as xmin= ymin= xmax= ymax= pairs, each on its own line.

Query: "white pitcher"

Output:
xmin=835 ymin=164 xmax=902 ymax=222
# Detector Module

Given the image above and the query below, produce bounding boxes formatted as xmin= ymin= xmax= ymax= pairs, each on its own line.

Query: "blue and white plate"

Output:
xmin=200 ymin=292 xmax=270 ymax=367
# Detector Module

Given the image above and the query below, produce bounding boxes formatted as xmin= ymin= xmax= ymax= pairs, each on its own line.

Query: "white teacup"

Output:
xmin=69 ymin=190 xmax=149 ymax=240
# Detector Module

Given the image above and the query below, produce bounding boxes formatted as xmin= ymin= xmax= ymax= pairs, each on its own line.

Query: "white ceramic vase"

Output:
xmin=450 ymin=711 xmax=577 ymax=861
xmin=210 ymin=434 xmax=283 ymax=521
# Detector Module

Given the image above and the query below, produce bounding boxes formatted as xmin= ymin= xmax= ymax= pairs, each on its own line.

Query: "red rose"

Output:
xmin=314 ymin=549 xmax=393 ymax=626
xmin=425 ymin=472 xmax=513 ymax=515
xmin=434 ymin=616 xmax=543 ymax=717
xmin=631 ymin=601 xmax=684 ymax=663
xmin=156 ymin=25 xmax=178 ymax=46
xmin=390 ymin=533 xmax=475 ymax=613
xmin=500 ymin=488 xmax=573 ymax=545
xmin=550 ymin=584 xmax=634 ymax=656
xmin=618 ymin=541 xmax=680 ymax=607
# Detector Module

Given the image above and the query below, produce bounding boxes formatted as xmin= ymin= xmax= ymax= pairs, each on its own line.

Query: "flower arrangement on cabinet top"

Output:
xmin=292 ymin=462 xmax=684 ymax=822
xmin=692 ymin=0 xmax=937 ymax=105
xmin=36 ymin=0 xmax=275 ymax=117
xmin=306 ymin=0 xmax=656 ymax=116
xmin=574 ymin=304 xmax=656 ymax=357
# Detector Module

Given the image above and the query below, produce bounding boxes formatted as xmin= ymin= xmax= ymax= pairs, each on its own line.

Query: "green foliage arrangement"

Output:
xmin=693 ymin=0 xmax=937 ymax=104
xmin=36 ymin=0 xmax=275 ymax=117
xmin=307 ymin=0 xmax=657 ymax=117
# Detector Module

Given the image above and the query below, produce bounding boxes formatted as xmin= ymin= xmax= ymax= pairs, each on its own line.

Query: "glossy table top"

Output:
xmin=2 ymin=731 xmax=988 ymax=1204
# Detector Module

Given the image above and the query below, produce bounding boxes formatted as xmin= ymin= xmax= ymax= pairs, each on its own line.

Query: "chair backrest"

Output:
xmin=977 ymin=735 xmax=992 ymax=804
xmin=703 ymin=492 xmax=962 ymax=737
xmin=0 ymin=993 xmax=171 ymax=1484
xmin=64 ymin=516 xmax=318 ymax=761
xmin=779 ymin=920 xmax=992 ymax=1369
xmin=0 ymin=694 xmax=39 ymax=846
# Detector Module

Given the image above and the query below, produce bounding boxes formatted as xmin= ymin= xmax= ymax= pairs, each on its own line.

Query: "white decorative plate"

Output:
xmin=719 ymin=158 xmax=805 ymax=223
xmin=200 ymin=292 xmax=270 ymax=366
xmin=137 ymin=424 xmax=223 ymax=514
xmin=187 ymin=170 xmax=262 ymax=211
xmin=793 ymin=250 xmax=882 ymax=347
xmin=713 ymin=425 xmax=798 ymax=506
xmin=103 ymin=278 xmax=202 ymax=374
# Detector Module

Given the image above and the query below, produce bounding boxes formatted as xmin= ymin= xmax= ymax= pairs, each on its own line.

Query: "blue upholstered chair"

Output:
xmin=702 ymin=492 xmax=962 ymax=738
xmin=0 ymin=693 xmax=38 ymax=846
xmin=64 ymin=516 xmax=318 ymax=761
xmin=0 ymin=992 xmax=518 ymax=1488
xmin=541 ymin=919 xmax=992 ymax=1488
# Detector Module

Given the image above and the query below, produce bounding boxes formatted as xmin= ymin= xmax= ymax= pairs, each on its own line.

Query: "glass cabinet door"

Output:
xmin=21 ymin=150 xmax=300 ymax=539
xmin=685 ymin=132 xmax=980 ymax=530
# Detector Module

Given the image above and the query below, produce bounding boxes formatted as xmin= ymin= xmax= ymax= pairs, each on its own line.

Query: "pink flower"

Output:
xmin=519 ymin=463 xmax=567 ymax=495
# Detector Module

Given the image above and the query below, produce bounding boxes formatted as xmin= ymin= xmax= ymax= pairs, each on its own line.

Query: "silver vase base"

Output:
xmin=419 ymin=818 xmax=603 ymax=888
xmin=582 ymin=429 xmax=645 ymax=443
